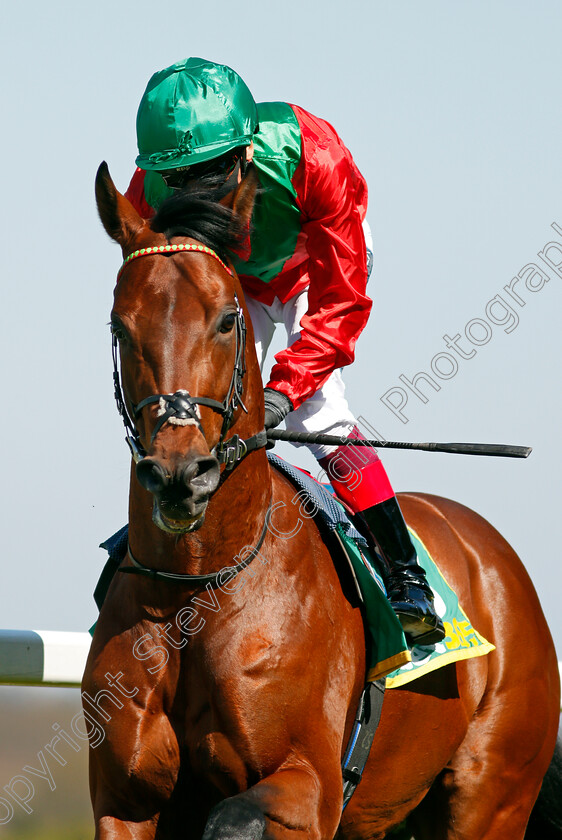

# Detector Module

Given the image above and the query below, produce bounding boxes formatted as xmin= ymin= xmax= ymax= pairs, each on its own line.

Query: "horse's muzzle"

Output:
xmin=136 ymin=454 xmax=220 ymax=533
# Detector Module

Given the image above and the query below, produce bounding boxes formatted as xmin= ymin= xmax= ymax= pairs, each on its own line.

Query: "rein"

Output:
xmin=118 ymin=501 xmax=273 ymax=586
xmin=112 ymin=242 xmax=268 ymax=471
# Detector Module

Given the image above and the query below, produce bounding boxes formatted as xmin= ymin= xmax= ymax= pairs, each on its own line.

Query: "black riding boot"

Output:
xmin=356 ymin=497 xmax=445 ymax=645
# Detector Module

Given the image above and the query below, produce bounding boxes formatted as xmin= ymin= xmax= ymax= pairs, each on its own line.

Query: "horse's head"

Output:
xmin=96 ymin=162 xmax=260 ymax=534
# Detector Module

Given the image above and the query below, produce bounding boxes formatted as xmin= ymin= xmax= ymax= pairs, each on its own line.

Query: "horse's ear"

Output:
xmin=95 ymin=161 xmax=144 ymax=248
xmin=220 ymin=164 xmax=259 ymax=229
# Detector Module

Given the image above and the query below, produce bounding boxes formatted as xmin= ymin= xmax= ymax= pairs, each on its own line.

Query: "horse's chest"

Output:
xmin=86 ymin=594 xmax=294 ymax=801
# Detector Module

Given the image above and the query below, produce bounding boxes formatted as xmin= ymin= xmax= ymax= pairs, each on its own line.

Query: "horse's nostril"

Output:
xmin=136 ymin=458 xmax=168 ymax=495
xmin=181 ymin=457 xmax=220 ymax=491
xmin=198 ymin=457 xmax=220 ymax=478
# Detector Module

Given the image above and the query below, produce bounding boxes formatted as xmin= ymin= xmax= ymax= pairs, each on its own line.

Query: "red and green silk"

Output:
xmin=125 ymin=102 xmax=371 ymax=410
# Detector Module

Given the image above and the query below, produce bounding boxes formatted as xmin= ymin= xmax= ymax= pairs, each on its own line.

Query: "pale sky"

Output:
xmin=1 ymin=0 xmax=560 ymax=662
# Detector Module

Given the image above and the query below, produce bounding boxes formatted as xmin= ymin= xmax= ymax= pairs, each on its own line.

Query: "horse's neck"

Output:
xmin=128 ymin=450 xmax=272 ymax=573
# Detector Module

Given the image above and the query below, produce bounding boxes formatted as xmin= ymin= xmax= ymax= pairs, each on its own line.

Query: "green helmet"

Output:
xmin=135 ymin=57 xmax=258 ymax=172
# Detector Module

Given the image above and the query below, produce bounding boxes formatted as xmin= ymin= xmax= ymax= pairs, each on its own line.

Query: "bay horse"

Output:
xmin=84 ymin=161 xmax=560 ymax=840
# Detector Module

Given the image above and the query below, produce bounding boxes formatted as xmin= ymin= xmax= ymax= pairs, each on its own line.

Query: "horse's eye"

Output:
xmin=110 ymin=321 xmax=127 ymax=342
xmin=219 ymin=313 xmax=237 ymax=334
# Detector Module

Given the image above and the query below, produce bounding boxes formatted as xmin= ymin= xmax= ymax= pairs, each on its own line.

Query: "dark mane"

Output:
xmin=150 ymin=175 xmax=246 ymax=263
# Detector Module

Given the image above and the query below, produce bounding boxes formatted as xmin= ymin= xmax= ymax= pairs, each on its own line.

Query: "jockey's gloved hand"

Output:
xmin=263 ymin=388 xmax=293 ymax=430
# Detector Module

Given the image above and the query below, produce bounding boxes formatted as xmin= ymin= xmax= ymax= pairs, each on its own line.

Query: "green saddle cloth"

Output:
xmin=336 ymin=524 xmax=494 ymax=684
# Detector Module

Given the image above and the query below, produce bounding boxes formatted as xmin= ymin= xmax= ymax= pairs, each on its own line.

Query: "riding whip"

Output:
xmin=266 ymin=430 xmax=531 ymax=459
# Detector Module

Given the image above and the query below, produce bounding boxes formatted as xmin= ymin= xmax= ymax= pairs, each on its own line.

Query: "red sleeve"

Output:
xmin=265 ymin=105 xmax=371 ymax=410
xmin=124 ymin=168 xmax=155 ymax=219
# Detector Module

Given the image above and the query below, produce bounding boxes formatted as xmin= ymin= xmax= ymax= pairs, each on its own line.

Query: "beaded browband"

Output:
xmin=117 ymin=243 xmax=232 ymax=282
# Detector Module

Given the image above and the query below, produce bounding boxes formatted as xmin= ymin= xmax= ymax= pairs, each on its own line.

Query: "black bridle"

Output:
xmin=112 ymin=243 xmax=267 ymax=471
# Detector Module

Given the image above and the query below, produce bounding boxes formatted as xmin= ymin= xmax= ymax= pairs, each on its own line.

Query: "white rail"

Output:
xmin=0 ymin=630 xmax=91 ymax=687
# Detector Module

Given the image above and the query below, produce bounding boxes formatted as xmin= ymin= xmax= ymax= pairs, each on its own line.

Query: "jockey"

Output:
xmin=125 ymin=57 xmax=445 ymax=645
